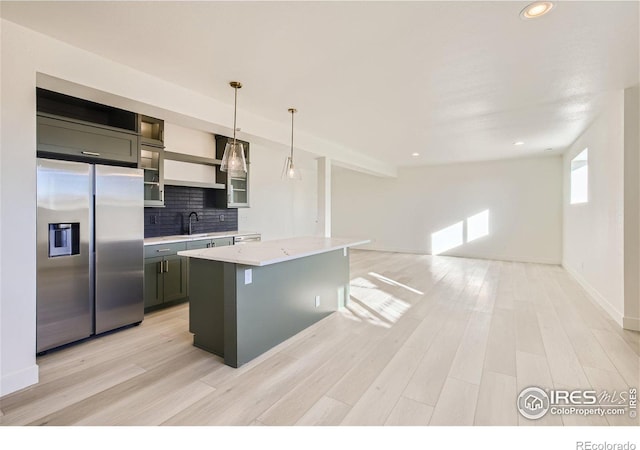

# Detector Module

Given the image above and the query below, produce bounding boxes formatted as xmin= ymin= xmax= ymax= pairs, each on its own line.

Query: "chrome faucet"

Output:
xmin=188 ymin=211 xmax=199 ymax=235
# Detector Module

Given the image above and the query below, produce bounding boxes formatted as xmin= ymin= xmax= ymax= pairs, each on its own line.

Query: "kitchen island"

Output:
xmin=178 ymin=236 xmax=368 ymax=367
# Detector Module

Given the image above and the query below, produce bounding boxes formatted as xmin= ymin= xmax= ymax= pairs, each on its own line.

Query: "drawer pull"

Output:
xmin=156 ymin=248 xmax=172 ymax=252
xmin=81 ymin=151 xmax=101 ymax=156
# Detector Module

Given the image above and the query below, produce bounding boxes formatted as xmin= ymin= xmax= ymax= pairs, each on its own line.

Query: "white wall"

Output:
xmin=637 ymin=84 xmax=640 ymax=330
xmin=0 ymin=19 xmax=320 ymax=395
xmin=333 ymin=156 xmax=563 ymax=264
xmin=238 ymin=144 xmax=318 ymax=240
xmin=1 ymin=19 xmax=40 ymax=396
xmin=162 ymin=122 xmax=217 ymax=185
xmin=563 ymin=91 xmax=625 ymax=326
xmin=624 ymin=85 xmax=640 ymax=330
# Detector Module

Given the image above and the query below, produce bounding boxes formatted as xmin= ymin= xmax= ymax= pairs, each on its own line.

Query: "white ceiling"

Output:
xmin=1 ymin=1 xmax=638 ymax=168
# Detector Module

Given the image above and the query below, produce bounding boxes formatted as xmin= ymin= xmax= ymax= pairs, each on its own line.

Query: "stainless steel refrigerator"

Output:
xmin=36 ymin=158 xmax=144 ymax=353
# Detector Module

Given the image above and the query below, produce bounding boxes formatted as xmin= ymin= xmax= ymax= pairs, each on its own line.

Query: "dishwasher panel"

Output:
xmin=233 ymin=234 xmax=261 ymax=245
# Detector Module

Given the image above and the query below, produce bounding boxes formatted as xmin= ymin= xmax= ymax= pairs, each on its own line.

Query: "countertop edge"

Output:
xmin=144 ymin=231 xmax=259 ymax=246
xmin=178 ymin=238 xmax=370 ymax=266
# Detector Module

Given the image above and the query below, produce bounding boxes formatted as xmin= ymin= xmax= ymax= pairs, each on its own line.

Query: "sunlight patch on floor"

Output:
xmin=344 ymin=276 xmax=412 ymax=327
xmin=368 ymin=272 xmax=424 ymax=295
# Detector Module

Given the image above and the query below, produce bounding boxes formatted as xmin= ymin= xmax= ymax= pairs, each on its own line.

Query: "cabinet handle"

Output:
xmin=161 ymin=190 xmax=164 ymax=202
xmin=164 ymin=260 xmax=169 ymax=272
xmin=81 ymin=151 xmax=101 ymax=156
xmin=212 ymin=242 xmax=216 ymax=247
xmin=157 ymin=261 xmax=163 ymax=274
xmin=206 ymin=243 xmax=210 ymax=248
xmin=156 ymin=248 xmax=171 ymax=252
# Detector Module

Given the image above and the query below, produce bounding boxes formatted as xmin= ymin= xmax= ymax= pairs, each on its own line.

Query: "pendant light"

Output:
xmin=220 ymin=81 xmax=247 ymax=177
xmin=282 ymin=108 xmax=302 ymax=180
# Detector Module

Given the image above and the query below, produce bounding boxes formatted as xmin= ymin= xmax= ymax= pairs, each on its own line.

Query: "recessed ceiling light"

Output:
xmin=520 ymin=1 xmax=554 ymax=20
xmin=514 ymin=141 xmax=525 ymax=146
xmin=411 ymin=152 xmax=420 ymax=157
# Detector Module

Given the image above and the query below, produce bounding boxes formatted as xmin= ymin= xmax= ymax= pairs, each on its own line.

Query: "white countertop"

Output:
xmin=178 ymin=236 xmax=370 ymax=266
xmin=144 ymin=231 xmax=259 ymax=246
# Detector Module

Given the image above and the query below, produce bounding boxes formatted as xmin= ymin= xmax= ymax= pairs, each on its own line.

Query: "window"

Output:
xmin=570 ymin=148 xmax=588 ymax=204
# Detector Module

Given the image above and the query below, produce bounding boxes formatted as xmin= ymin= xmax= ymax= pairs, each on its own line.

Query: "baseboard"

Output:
xmin=622 ymin=316 xmax=640 ymax=331
xmin=354 ymin=245 xmax=424 ymax=255
xmin=0 ymin=364 xmax=39 ymax=397
xmin=445 ymin=253 xmax=561 ymax=265
xmin=562 ymin=264 xmax=625 ymax=328
xmin=354 ymin=245 xmax=560 ymax=265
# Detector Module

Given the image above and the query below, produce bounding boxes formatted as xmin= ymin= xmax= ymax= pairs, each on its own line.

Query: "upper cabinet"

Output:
xmin=140 ymin=144 xmax=164 ymax=207
xmin=138 ymin=115 xmax=165 ymax=208
xmin=36 ymin=88 xmax=139 ymax=165
xmin=35 ymin=89 xmax=252 ymax=210
xmin=215 ymin=135 xmax=250 ymax=208
xmin=139 ymin=115 xmax=164 ymax=147
xmin=37 ymin=114 xmax=139 ymax=165
xmin=37 ymin=88 xmax=138 ymax=132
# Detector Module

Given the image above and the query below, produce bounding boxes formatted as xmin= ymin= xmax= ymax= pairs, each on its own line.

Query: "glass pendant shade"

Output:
xmin=221 ymin=141 xmax=247 ymax=177
xmin=283 ymin=107 xmax=301 ymax=181
xmin=282 ymin=156 xmax=302 ymax=180
xmin=220 ymin=81 xmax=247 ymax=177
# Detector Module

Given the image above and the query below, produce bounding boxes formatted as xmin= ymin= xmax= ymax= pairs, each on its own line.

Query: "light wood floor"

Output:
xmin=1 ymin=250 xmax=638 ymax=426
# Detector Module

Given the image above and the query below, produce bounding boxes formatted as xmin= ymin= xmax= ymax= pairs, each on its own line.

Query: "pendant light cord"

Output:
xmin=290 ymin=110 xmax=294 ymax=160
xmin=233 ymin=85 xmax=238 ymax=145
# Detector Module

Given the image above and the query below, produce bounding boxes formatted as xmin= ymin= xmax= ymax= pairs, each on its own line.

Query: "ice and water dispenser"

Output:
xmin=48 ymin=223 xmax=80 ymax=257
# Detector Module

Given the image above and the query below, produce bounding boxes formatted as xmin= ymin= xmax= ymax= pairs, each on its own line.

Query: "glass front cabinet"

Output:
xmin=215 ymin=135 xmax=250 ymax=208
xmin=139 ymin=115 xmax=165 ymax=207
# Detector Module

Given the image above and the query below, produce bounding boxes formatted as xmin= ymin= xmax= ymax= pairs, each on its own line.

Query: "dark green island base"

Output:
xmin=187 ymin=249 xmax=350 ymax=367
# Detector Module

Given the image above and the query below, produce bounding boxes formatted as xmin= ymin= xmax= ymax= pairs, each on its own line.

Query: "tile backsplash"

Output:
xmin=144 ymin=185 xmax=238 ymax=238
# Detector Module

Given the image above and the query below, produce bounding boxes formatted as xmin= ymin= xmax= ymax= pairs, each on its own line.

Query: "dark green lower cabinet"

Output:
xmin=143 ymin=254 xmax=188 ymax=309
xmin=144 ymin=257 xmax=163 ymax=308
xmin=144 ymin=238 xmax=232 ymax=311
xmin=185 ymin=237 xmax=233 ymax=250
xmin=163 ymin=254 xmax=188 ymax=302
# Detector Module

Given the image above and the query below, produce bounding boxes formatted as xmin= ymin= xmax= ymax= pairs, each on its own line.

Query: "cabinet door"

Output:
xmin=139 ymin=115 xmax=164 ymax=147
xmin=144 ymin=257 xmax=164 ymax=308
xmin=37 ymin=114 xmax=138 ymax=164
xmin=144 ymin=241 xmax=186 ymax=258
xmin=186 ymin=239 xmax=210 ymax=250
xmin=228 ymin=168 xmax=249 ymax=208
xmin=163 ymin=255 xmax=188 ymax=303
xmin=211 ymin=237 xmax=233 ymax=247
xmin=140 ymin=144 xmax=164 ymax=207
